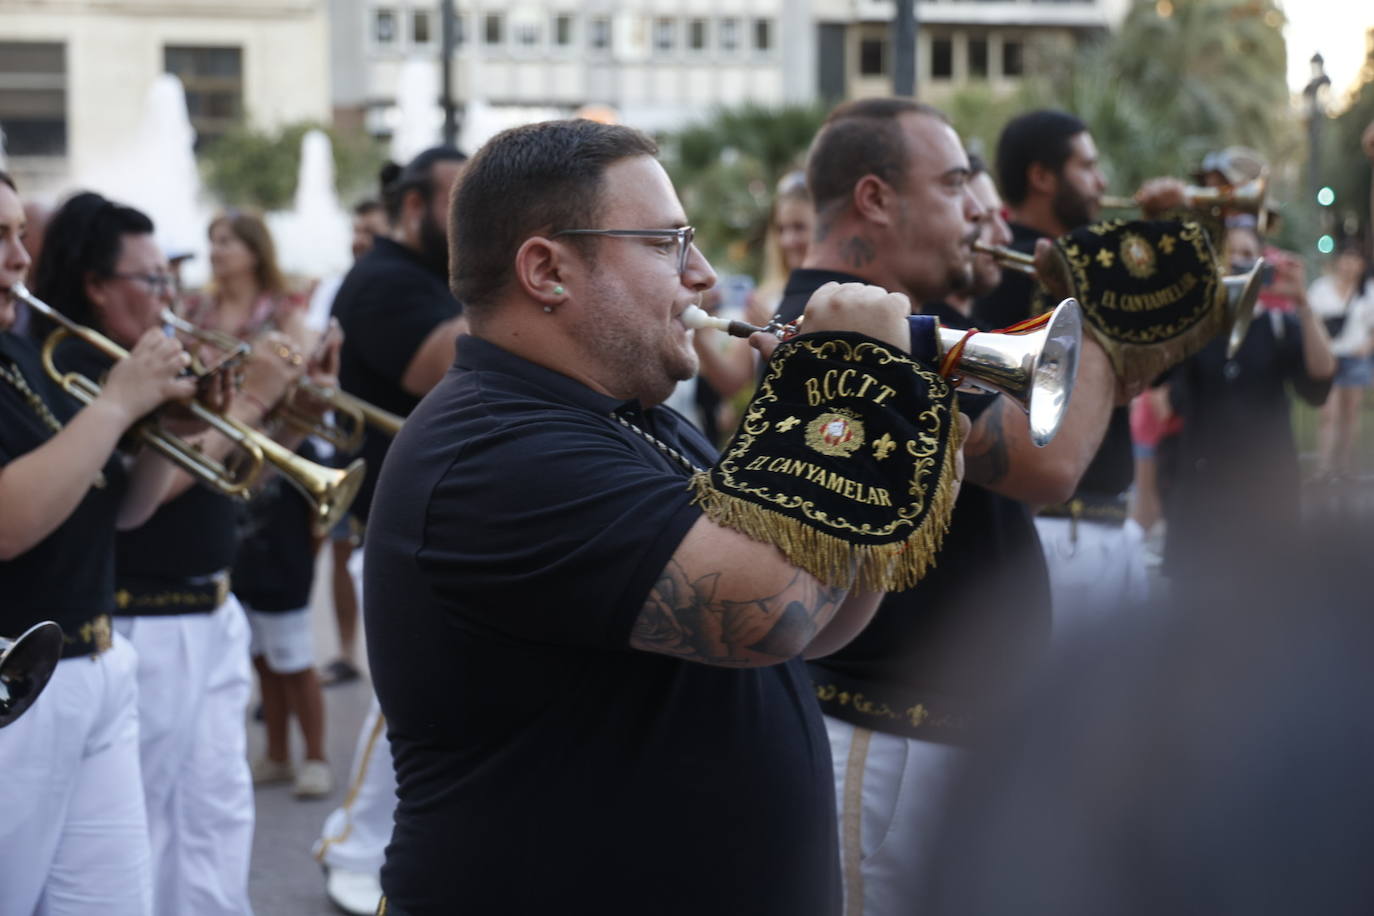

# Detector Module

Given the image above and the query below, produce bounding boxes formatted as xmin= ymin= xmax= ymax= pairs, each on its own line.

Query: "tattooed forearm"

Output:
xmin=631 ymin=562 xmax=846 ymax=667
xmin=963 ymin=397 xmax=1011 ymax=486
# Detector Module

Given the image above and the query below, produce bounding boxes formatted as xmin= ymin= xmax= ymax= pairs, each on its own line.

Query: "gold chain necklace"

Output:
xmin=611 ymin=412 xmax=703 ymax=476
xmin=0 ymin=359 xmax=106 ymax=489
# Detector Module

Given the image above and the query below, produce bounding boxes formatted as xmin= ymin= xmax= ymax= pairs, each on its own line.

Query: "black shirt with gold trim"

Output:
xmin=0 ymin=331 xmax=127 ymax=630
xmin=777 ymin=272 xmax=1052 ymax=742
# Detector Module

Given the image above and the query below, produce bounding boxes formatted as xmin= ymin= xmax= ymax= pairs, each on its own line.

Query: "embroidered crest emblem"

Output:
xmin=1120 ymin=232 xmax=1157 ymax=279
xmin=805 ymin=410 xmax=865 ymax=457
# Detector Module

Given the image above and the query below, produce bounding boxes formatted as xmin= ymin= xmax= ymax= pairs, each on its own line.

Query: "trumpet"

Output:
xmin=0 ymin=621 xmax=64 ymax=728
xmin=681 ymin=300 xmax=1082 ymax=447
xmin=1101 ymin=176 xmax=1270 ymax=234
xmin=14 ymin=282 xmax=364 ymax=534
xmin=159 ymin=309 xmax=403 ymax=450
xmin=971 ymin=242 xmax=1263 ymax=360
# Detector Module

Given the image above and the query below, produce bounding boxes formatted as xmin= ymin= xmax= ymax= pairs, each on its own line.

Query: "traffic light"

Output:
xmin=1317 ymin=186 xmax=1335 ymax=207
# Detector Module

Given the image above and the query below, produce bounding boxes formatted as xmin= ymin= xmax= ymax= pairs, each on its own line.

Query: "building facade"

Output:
xmin=0 ymin=0 xmax=331 ymax=197
xmin=330 ymin=0 xmax=1126 ymax=148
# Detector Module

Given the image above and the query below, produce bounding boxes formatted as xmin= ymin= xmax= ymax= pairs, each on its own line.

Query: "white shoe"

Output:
xmin=325 ymin=866 xmax=382 ymax=916
xmin=251 ymin=756 xmax=294 ymax=786
xmin=294 ymin=759 xmax=334 ymax=798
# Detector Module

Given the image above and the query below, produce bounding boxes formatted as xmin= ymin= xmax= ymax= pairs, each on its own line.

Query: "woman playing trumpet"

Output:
xmin=0 ymin=175 xmax=199 ymax=916
xmin=33 ymin=194 xmax=326 ymax=916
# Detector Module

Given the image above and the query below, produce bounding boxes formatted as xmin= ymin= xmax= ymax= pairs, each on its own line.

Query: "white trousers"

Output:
xmin=117 ymin=597 xmax=255 ymax=916
xmin=826 ymin=716 xmax=965 ymax=916
xmin=1035 ymin=516 xmax=1150 ymax=643
xmin=0 ymin=634 xmax=154 ymax=916
xmin=315 ymin=549 xmax=395 ymax=876
xmin=314 ymin=696 xmax=394 ymax=874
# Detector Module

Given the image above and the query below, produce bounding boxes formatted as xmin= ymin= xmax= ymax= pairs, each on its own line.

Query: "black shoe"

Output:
xmin=320 ymin=658 xmax=362 ymax=687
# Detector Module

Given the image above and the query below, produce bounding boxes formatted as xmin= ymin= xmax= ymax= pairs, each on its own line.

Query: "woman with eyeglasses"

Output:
xmin=33 ymin=193 xmax=308 ymax=916
xmin=0 ymin=176 xmax=201 ymax=915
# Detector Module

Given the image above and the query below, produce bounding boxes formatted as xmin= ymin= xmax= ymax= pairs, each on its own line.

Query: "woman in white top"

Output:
xmin=1309 ymin=243 xmax=1374 ymax=479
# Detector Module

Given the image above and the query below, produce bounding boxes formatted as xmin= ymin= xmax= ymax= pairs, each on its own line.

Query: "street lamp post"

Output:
xmin=1302 ymin=52 xmax=1331 ymax=205
xmin=440 ymin=0 xmax=458 ymax=147
xmin=893 ymin=0 xmax=917 ymax=97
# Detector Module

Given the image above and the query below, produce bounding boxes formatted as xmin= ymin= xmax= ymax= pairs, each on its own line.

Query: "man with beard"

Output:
xmin=314 ymin=145 xmax=466 ymax=916
xmin=772 ymin=99 xmax=1121 ymax=916
xmin=973 ymin=110 xmax=1149 ymax=635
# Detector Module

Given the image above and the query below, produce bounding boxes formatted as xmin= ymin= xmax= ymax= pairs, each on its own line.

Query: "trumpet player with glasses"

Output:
xmin=0 ymin=173 xmax=200 ymax=915
xmin=33 ymin=193 xmax=335 ymax=916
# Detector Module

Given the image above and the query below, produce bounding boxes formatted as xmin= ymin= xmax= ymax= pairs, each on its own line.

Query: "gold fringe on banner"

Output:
xmin=688 ymin=416 xmax=964 ymax=593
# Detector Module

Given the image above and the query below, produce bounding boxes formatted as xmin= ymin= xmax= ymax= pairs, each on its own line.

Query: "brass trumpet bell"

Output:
xmin=1220 ymin=257 xmax=1265 ymax=359
xmin=929 ymin=298 xmax=1082 ymax=448
xmin=1102 ymin=176 xmax=1270 ymax=234
xmin=0 ymin=621 xmax=64 ymax=728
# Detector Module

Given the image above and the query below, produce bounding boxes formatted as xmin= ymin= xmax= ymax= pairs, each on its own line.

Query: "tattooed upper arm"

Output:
xmin=962 ymin=396 xmax=1011 ymax=486
xmin=631 ymin=556 xmax=846 ymax=668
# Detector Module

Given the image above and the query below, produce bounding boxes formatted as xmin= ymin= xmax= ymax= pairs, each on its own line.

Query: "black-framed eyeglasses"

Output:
xmin=112 ymin=272 xmax=177 ymax=294
xmin=552 ymin=226 xmax=696 ymax=276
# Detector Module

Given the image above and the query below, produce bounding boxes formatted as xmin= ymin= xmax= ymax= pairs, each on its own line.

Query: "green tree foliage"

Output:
xmin=946 ymin=0 xmax=1293 ymax=198
xmin=663 ymin=103 xmax=828 ymax=275
xmin=200 ymin=121 xmax=385 ymax=211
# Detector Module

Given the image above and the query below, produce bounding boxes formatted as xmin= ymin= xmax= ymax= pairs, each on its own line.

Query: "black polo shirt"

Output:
xmin=775 ymin=272 xmax=1052 ymax=736
xmin=332 ymin=237 xmax=461 ymax=523
xmin=364 ymin=335 xmax=840 ymax=916
xmin=0 ymin=331 xmax=127 ymax=628
xmin=973 ymin=222 xmax=1134 ymax=499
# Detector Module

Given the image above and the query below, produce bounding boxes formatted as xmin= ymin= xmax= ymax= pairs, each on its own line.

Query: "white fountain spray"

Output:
xmin=83 ymin=74 xmax=211 ymax=287
xmin=390 ymin=58 xmax=442 ymax=163
xmin=268 ymin=128 xmax=352 ymax=283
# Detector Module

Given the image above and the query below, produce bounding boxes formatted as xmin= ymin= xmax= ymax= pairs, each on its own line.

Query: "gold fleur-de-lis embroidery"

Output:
xmin=776 ymin=416 xmax=800 ymax=433
xmin=1158 ymin=234 xmax=1176 ymax=254
xmin=872 ymin=432 xmax=897 ymax=460
xmin=1095 ymin=249 xmax=1116 ymax=268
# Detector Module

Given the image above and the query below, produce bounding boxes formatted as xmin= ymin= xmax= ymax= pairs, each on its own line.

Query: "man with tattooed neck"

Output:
xmin=770 ymin=98 xmax=1121 ymax=916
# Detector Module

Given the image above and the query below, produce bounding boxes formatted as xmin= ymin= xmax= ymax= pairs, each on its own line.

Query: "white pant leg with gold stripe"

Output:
xmin=313 ymin=695 xmax=394 ymax=874
xmin=314 ymin=548 xmax=396 ymax=876
xmin=825 ymin=715 xmax=964 ymax=916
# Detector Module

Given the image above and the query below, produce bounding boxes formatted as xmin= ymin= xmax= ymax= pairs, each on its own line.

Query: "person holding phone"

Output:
xmin=1310 ymin=243 xmax=1374 ymax=481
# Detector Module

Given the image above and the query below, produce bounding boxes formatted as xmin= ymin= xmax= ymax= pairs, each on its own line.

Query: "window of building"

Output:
xmin=373 ymin=8 xmax=397 ymax=47
xmin=554 ymin=14 xmax=574 ymax=47
xmin=515 ymin=22 xmax=540 ymax=47
xmin=859 ymin=37 xmax=886 ymax=76
xmin=484 ymin=13 xmax=504 ymax=45
xmin=589 ymin=17 xmax=611 ymax=51
xmin=720 ymin=18 xmax=739 ymax=52
xmin=412 ymin=9 xmax=432 ymax=45
xmin=654 ymin=18 xmax=676 ymax=52
xmin=1003 ymin=39 xmax=1024 ymax=76
xmin=0 ymin=41 xmax=67 ymax=157
xmin=931 ymin=36 xmax=953 ymax=79
xmin=688 ymin=18 xmax=708 ymax=51
xmin=754 ymin=18 xmax=772 ymax=52
xmin=164 ymin=45 xmax=242 ymax=149
xmin=968 ymin=36 xmax=988 ymax=77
